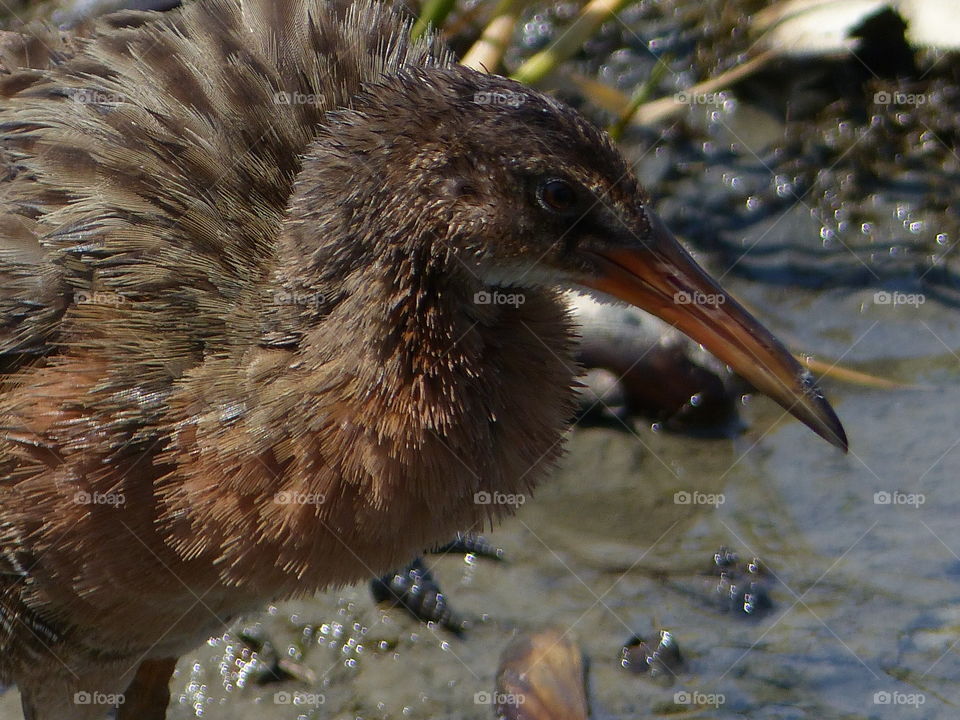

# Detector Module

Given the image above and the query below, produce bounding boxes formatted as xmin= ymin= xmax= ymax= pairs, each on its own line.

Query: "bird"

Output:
xmin=0 ymin=0 xmax=847 ymax=718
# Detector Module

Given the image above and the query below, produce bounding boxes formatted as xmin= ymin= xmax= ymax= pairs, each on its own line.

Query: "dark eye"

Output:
xmin=538 ymin=179 xmax=579 ymax=214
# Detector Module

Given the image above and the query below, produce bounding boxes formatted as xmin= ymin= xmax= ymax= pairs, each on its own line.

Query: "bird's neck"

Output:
xmin=278 ymin=232 xmax=562 ymax=437
xmin=216 ymin=229 xmax=576 ymax=585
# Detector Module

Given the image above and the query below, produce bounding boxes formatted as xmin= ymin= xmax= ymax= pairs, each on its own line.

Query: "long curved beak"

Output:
xmin=578 ymin=211 xmax=848 ymax=451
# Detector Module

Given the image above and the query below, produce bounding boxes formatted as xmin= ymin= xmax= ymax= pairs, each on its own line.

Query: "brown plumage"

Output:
xmin=0 ymin=1 xmax=846 ymax=718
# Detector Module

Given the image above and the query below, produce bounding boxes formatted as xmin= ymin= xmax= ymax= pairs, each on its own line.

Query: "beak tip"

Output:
xmin=823 ymin=424 xmax=849 ymax=453
xmin=805 ymin=395 xmax=848 ymax=452
xmin=827 ymin=420 xmax=849 ymax=453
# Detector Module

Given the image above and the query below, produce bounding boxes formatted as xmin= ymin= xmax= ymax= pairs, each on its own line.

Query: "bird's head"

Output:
xmin=284 ymin=66 xmax=846 ymax=450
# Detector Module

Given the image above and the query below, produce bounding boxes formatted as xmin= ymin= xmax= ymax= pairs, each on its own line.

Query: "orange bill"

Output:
xmin=578 ymin=211 xmax=848 ymax=451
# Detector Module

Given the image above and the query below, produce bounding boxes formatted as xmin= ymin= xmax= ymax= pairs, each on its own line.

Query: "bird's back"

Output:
xmin=0 ymin=0 xmax=449 ymax=378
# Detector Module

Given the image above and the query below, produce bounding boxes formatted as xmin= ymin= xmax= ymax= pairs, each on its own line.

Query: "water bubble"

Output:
xmin=775 ymin=180 xmax=794 ymax=198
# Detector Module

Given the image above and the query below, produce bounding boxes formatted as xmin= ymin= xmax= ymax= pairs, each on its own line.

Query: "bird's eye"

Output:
xmin=538 ymin=179 xmax=579 ymax=214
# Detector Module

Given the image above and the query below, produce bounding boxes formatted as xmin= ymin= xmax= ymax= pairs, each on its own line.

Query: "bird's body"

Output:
xmin=0 ymin=2 xmax=578 ymax=711
xmin=0 ymin=1 xmax=845 ymax=717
